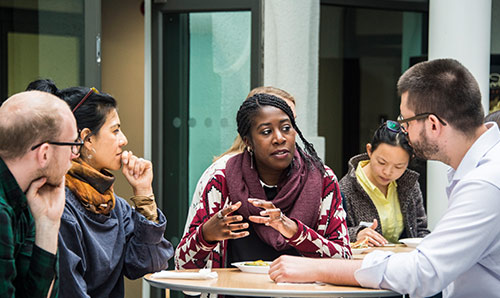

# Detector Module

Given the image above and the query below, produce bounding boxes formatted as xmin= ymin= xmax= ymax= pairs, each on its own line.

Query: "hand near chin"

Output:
xmin=121 ymin=150 xmax=154 ymax=195
xmin=26 ymin=176 xmax=66 ymax=225
xmin=26 ymin=176 xmax=66 ymax=254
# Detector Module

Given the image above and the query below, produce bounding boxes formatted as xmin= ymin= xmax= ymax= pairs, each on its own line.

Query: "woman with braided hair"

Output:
xmin=175 ymin=93 xmax=351 ymax=271
xmin=181 ymin=86 xmax=296 ymax=240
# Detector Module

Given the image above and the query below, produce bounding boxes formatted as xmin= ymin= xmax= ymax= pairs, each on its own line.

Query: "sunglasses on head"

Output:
xmin=72 ymin=87 xmax=99 ymax=113
xmin=384 ymin=120 xmax=404 ymax=133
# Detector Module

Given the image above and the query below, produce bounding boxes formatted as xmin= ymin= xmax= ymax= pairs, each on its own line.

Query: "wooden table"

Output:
xmin=352 ymin=244 xmax=414 ymax=260
xmin=145 ymin=268 xmax=400 ymax=297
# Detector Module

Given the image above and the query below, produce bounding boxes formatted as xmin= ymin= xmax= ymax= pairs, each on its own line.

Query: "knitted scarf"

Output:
xmin=65 ymin=158 xmax=116 ymax=215
xmin=225 ymin=149 xmax=323 ymax=251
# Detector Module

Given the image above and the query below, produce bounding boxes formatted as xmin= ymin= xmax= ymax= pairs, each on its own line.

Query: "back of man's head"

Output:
xmin=0 ymin=91 xmax=70 ymax=160
xmin=397 ymin=58 xmax=484 ymax=136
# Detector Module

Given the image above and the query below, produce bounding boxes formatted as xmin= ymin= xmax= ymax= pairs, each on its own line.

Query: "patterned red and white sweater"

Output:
xmin=175 ymin=164 xmax=352 ymax=269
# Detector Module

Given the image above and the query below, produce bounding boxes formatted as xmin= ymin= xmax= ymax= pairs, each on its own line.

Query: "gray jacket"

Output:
xmin=339 ymin=153 xmax=431 ymax=242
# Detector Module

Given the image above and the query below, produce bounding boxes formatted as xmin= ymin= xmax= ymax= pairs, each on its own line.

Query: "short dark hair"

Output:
xmin=397 ymin=58 xmax=484 ymax=136
xmin=26 ymin=79 xmax=117 ymax=135
xmin=236 ymin=93 xmax=324 ymax=174
xmin=485 ymin=110 xmax=500 ymax=127
xmin=371 ymin=122 xmax=413 ymax=158
xmin=26 ymin=78 xmax=58 ymax=94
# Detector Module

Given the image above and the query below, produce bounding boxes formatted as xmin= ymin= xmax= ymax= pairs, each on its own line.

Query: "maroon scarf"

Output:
xmin=225 ymin=149 xmax=323 ymax=251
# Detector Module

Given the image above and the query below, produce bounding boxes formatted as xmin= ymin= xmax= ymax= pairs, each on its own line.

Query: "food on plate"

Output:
xmin=350 ymin=238 xmax=370 ymax=249
xmin=244 ymin=260 xmax=270 ymax=266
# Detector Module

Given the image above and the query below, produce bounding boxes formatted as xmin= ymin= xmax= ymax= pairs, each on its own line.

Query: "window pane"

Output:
xmin=188 ymin=11 xmax=251 ymax=201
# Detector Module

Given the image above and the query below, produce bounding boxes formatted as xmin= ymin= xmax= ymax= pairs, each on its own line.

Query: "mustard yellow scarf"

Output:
xmin=66 ymin=158 xmax=116 ymax=215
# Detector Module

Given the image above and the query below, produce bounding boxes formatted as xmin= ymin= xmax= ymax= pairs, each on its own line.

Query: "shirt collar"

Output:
xmin=450 ymin=122 xmax=500 ymax=184
xmin=0 ymin=157 xmax=28 ymax=216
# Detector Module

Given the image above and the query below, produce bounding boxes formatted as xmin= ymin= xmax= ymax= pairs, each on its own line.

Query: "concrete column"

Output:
xmin=263 ymin=0 xmax=325 ymax=159
xmin=427 ymin=0 xmax=492 ymax=229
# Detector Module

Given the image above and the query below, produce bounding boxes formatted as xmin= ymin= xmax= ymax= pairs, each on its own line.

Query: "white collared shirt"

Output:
xmin=354 ymin=122 xmax=500 ymax=298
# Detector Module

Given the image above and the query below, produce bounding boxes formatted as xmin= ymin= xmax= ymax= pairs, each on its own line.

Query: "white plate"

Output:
xmin=351 ymin=247 xmax=371 ymax=254
xmin=399 ymin=238 xmax=423 ymax=248
xmin=231 ymin=261 xmax=271 ymax=274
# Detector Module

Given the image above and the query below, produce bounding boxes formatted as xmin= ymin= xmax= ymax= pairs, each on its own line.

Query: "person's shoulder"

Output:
xmin=322 ymin=164 xmax=338 ymax=180
xmin=0 ymin=196 xmax=14 ymax=220
xmin=467 ymin=161 xmax=500 ymax=187
xmin=397 ymin=167 xmax=420 ymax=187
xmin=201 ymin=153 xmax=237 ymax=180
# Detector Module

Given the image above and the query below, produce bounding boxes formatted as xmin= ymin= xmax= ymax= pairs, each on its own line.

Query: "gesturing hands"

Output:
xmin=202 ymin=201 xmax=250 ymax=243
xmin=26 ymin=176 xmax=66 ymax=254
xmin=121 ymin=151 xmax=153 ymax=196
xmin=248 ymin=198 xmax=298 ymax=239
xmin=356 ymin=219 xmax=388 ymax=246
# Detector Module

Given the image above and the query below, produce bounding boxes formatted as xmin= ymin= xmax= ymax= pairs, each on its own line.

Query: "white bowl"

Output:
xmin=399 ymin=238 xmax=423 ymax=248
xmin=231 ymin=261 xmax=271 ymax=274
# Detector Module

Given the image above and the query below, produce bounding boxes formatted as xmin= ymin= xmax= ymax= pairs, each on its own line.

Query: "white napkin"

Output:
xmin=151 ymin=268 xmax=218 ymax=280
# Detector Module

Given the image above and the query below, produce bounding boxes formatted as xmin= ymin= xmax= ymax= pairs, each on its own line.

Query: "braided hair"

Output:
xmin=236 ymin=93 xmax=325 ymax=175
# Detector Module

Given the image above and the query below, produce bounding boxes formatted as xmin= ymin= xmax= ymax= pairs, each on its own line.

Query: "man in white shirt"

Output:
xmin=268 ymin=58 xmax=500 ymax=298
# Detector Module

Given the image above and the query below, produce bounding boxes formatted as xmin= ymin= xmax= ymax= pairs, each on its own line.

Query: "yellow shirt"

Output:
xmin=355 ymin=160 xmax=404 ymax=243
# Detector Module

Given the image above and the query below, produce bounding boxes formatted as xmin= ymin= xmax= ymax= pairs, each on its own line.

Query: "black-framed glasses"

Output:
xmin=397 ymin=112 xmax=447 ymax=130
xmin=31 ymin=138 xmax=84 ymax=155
xmin=72 ymin=87 xmax=99 ymax=113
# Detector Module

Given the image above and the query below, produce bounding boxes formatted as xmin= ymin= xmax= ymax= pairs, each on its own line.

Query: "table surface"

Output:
xmin=145 ymin=245 xmax=413 ymax=297
xmin=352 ymin=244 xmax=414 ymax=260
xmin=145 ymin=268 xmax=399 ymax=297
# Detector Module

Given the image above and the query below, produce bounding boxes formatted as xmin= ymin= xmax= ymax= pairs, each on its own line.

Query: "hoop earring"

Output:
xmin=247 ymin=147 xmax=254 ymax=169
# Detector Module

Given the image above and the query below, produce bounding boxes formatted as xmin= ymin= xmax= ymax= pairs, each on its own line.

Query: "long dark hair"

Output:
xmin=236 ymin=93 xmax=324 ymax=174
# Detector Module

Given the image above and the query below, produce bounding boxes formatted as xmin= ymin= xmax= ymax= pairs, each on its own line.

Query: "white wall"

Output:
xmin=426 ymin=0 xmax=492 ymax=229
xmin=263 ymin=0 xmax=325 ymax=159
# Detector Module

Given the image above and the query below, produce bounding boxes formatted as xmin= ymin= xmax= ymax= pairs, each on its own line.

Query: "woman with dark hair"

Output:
xmin=26 ymin=80 xmax=174 ymax=298
xmin=339 ymin=121 xmax=430 ymax=246
xmin=175 ymin=93 xmax=351 ymax=270
xmin=181 ymin=86 xmax=296 ymax=240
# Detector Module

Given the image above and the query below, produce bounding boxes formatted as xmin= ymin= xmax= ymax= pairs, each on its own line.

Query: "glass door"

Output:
xmin=151 ymin=4 xmax=261 ymax=296
xmin=318 ymin=0 xmax=428 ymax=205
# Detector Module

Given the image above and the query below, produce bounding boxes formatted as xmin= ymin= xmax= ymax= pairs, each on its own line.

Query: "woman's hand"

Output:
xmin=121 ymin=151 xmax=153 ymax=196
xmin=247 ymin=198 xmax=298 ymax=238
xmin=202 ymin=201 xmax=250 ymax=243
xmin=356 ymin=219 xmax=388 ymax=246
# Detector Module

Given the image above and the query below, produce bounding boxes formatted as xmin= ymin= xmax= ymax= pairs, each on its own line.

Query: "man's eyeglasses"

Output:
xmin=31 ymin=138 xmax=84 ymax=155
xmin=397 ymin=112 xmax=447 ymax=130
xmin=72 ymin=87 xmax=99 ymax=113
